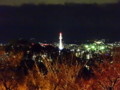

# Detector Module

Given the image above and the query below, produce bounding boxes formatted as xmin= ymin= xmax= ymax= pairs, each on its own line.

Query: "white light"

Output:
xmin=95 ymin=41 xmax=102 ymax=44
xmin=85 ymin=45 xmax=89 ymax=48
xmin=86 ymin=54 xmax=90 ymax=59
xmin=71 ymin=49 xmax=75 ymax=52
xmin=91 ymin=46 xmax=95 ymax=49
xmin=77 ymin=49 xmax=80 ymax=52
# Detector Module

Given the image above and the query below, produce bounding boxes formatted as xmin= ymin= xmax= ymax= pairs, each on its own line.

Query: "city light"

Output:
xmin=91 ymin=45 xmax=95 ymax=49
xmin=85 ymin=45 xmax=89 ymax=48
xmin=100 ymin=46 xmax=105 ymax=50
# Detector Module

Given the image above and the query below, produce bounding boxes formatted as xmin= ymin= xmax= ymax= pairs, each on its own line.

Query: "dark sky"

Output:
xmin=0 ymin=4 xmax=120 ymax=43
xmin=0 ymin=0 xmax=119 ymax=6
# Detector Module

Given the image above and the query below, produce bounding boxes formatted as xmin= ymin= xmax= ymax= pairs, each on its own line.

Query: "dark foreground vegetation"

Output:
xmin=0 ymin=41 xmax=120 ymax=90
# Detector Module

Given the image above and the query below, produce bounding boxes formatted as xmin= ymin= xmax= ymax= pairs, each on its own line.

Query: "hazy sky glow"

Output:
xmin=0 ymin=0 xmax=119 ymax=6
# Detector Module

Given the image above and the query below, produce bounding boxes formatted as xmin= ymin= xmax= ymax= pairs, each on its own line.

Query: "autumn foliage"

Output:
xmin=0 ymin=47 xmax=120 ymax=90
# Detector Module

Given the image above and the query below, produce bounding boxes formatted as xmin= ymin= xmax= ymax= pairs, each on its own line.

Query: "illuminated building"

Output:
xmin=59 ymin=32 xmax=64 ymax=50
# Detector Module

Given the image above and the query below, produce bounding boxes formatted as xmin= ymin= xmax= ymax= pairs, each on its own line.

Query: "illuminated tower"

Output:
xmin=59 ymin=32 xmax=64 ymax=50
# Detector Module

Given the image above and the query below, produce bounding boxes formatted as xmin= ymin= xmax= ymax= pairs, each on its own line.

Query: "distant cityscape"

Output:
xmin=0 ymin=32 xmax=120 ymax=62
xmin=0 ymin=3 xmax=120 ymax=89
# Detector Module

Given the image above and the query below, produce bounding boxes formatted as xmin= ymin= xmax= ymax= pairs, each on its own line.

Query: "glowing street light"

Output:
xmin=85 ymin=45 xmax=89 ymax=48
xmin=91 ymin=45 xmax=95 ymax=49
xmin=100 ymin=46 xmax=105 ymax=50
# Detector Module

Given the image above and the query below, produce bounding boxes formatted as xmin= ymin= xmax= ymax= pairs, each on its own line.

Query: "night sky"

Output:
xmin=0 ymin=0 xmax=120 ymax=43
xmin=0 ymin=0 xmax=119 ymax=5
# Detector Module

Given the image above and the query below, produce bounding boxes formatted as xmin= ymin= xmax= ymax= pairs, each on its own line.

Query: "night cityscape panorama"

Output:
xmin=0 ymin=0 xmax=120 ymax=90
